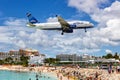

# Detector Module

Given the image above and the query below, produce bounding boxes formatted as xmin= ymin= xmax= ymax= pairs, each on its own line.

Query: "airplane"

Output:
xmin=26 ymin=13 xmax=94 ymax=35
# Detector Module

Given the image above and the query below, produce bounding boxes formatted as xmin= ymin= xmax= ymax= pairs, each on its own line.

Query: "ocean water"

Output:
xmin=0 ymin=70 xmax=58 ymax=80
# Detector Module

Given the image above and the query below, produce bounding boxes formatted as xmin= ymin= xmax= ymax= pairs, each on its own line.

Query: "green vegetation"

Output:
xmin=102 ymin=52 xmax=119 ymax=59
xmin=113 ymin=52 xmax=119 ymax=59
xmin=20 ymin=55 xmax=29 ymax=67
xmin=4 ymin=57 xmax=13 ymax=64
xmin=0 ymin=60 xmax=4 ymax=65
xmin=44 ymin=58 xmax=60 ymax=66
xmin=0 ymin=55 xmax=29 ymax=67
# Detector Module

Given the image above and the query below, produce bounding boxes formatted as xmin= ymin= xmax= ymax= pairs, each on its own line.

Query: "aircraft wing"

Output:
xmin=57 ymin=16 xmax=70 ymax=30
xmin=40 ymin=27 xmax=62 ymax=30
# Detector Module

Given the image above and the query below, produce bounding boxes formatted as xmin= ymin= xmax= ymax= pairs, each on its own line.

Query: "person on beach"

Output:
xmin=67 ymin=75 xmax=70 ymax=80
xmin=39 ymin=71 xmax=41 ymax=75
xmin=60 ymin=76 xmax=62 ymax=80
xmin=36 ymin=78 xmax=38 ymax=80
xmin=96 ymin=65 xmax=99 ymax=69
xmin=108 ymin=64 xmax=112 ymax=74
xmin=95 ymin=72 xmax=98 ymax=80
xmin=67 ymin=72 xmax=70 ymax=80
xmin=117 ymin=65 xmax=120 ymax=73
xmin=36 ymin=74 xmax=38 ymax=78
xmin=57 ymin=73 xmax=59 ymax=78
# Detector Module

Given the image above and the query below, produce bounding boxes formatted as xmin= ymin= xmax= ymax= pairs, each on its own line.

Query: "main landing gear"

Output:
xmin=61 ymin=32 xmax=64 ymax=35
xmin=85 ymin=28 xmax=87 ymax=32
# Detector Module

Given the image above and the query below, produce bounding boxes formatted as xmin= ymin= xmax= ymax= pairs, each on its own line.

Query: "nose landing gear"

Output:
xmin=85 ymin=28 xmax=87 ymax=32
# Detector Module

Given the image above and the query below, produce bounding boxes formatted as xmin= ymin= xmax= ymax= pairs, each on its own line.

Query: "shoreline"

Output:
xmin=1 ymin=65 xmax=120 ymax=80
xmin=0 ymin=65 xmax=73 ymax=80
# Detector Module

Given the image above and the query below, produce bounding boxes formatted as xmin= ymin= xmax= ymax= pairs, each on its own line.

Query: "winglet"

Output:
xmin=56 ymin=15 xmax=58 ymax=17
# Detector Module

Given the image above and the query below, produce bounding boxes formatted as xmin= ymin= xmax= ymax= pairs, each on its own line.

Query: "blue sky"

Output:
xmin=0 ymin=0 xmax=75 ymax=21
xmin=0 ymin=0 xmax=120 ymax=57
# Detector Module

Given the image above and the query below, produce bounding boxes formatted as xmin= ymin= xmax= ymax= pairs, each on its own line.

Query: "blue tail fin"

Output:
xmin=26 ymin=13 xmax=38 ymax=24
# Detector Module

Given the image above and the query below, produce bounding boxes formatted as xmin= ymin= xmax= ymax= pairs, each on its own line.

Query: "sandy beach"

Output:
xmin=0 ymin=65 xmax=72 ymax=80
xmin=0 ymin=65 xmax=120 ymax=80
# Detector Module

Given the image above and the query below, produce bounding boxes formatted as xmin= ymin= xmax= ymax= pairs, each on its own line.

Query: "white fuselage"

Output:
xmin=35 ymin=22 xmax=61 ymax=29
xmin=27 ymin=21 xmax=94 ymax=30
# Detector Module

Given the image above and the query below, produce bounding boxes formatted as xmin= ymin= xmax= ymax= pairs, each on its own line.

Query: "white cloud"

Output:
xmin=105 ymin=49 xmax=112 ymax=54
xmin=18 ymin=31 xmax=29 ymax=38
xmin=92 ymin=1 xmax=120 ymax=22
xmin=68 ymin=0 xmax=120 ymax=23
xmin=28 ymin=30 xmax=52 ymax=47
xmin=4 ymin=18 xmax=26 ymax=26
xmin=46 ymin=17 xmax=58 ymax=22
xmin=0 ymin=18 xmax=30 ymax=49
xmin=1 ymin=16 xmax=119 ymax=55
xmin=0 ymin=26 xmax=13 ymax=43
xmin=0 ymin=0 xmax=120 ymax=56
xmin=68 ymin=0 xmax=109 ymax=14
xmin=106 ymin=19 xmax=120 ymax=42
xmin=66 ymin=0 xmax=120 ymax=53
xmin=15 ymin=40 xmax=26 ymax=48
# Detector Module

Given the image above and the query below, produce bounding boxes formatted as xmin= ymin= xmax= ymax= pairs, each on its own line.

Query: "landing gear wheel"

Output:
xmin=85 ymin=28 xmax=87 ymax=32
xmin=61 ymin=32 xmax=64 ymax=35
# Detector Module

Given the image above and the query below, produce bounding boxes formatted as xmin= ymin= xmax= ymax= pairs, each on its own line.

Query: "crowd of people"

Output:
xmin=1 ymin=64 xmax=120 ymax=80
xmin=107 ymin=64 xmax=120 ymax=74
xmin=53 ymin=64 xmax=120 ymax=80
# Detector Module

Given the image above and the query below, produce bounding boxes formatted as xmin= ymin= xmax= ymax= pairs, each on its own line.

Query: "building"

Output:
xmin=29 ymin=54 xmax=46 ymax=65
xmin=0 ymin=50 xmax=21 ymax=62
xmin=0 ymin=49 xmax=46 ymax=65
xmin=56 ymin=54 xmax=82 ymax=61
xmin=82 ymin=54 xmax=92 ymax=61
xmin=95 ymin=58 xmax=119 ymax=63
xmin=19 ymin=49 xmax=46 ymax=65
xmin=0 ymin=52 xmax=9 ymax=60
xmin=19 ymin=49 xmax=39 ymax=56
xmin=9 ymin=50 xmax=21 ymax=62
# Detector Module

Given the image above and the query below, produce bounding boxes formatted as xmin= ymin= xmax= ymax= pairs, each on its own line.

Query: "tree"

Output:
xmin=4 ymin=57 xmax=13 ymax=64
xmin=104 ymin=53 xmax=113 ymax=59
xmin=113 ymin=52 xmax=119 ymax=59
xmin=0 ymin=60 xmax=4 ymax=65
xmin=44 ymin=58 xmax=60 ymax=66
xmin=102 ymin=56 xmax=105 ymax=58
xmin=20 ymin=55 xmax=29 ymax=67
xmin=103 ymin=53 xmax=120 ymax=59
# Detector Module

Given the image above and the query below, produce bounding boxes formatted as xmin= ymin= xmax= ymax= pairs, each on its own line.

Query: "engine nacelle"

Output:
xmin=64 ymin=28 xmax=73 ymax=33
